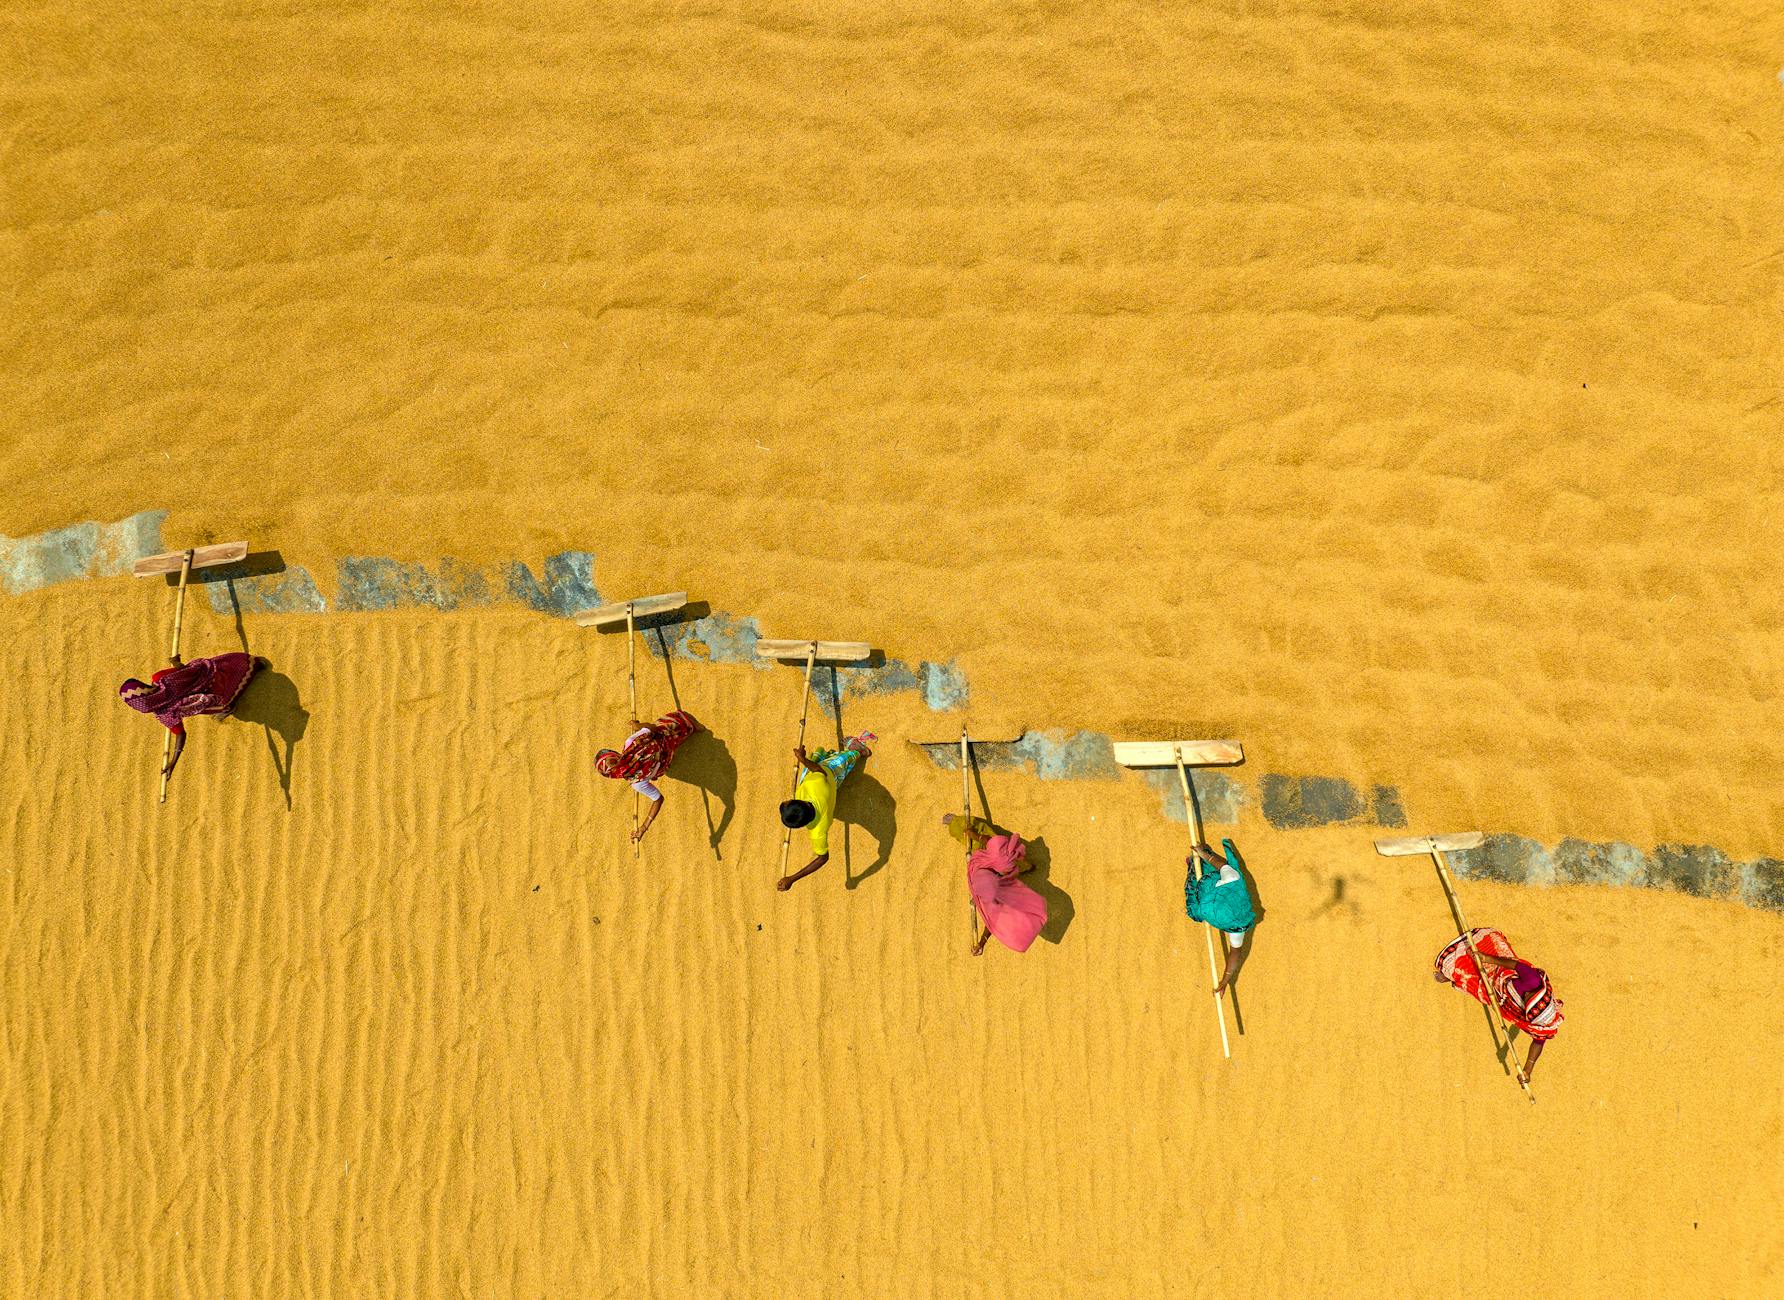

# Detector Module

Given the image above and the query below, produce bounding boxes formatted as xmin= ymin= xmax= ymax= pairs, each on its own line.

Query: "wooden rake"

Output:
xmin=1113 ymin=739 xmax=1244 ymax=1058
xmin=133 ymin=540 xmax=249 ymax=804
xmin=1375 ymin=831 xmax=1534 ymax=1103
xmin=757 ymin=639 xmax=873 ymax=881
xmin=575 ymin=592 xmax=689 ymax=857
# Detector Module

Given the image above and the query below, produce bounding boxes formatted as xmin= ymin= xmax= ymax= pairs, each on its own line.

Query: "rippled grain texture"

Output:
xmin=1 ymin=584 xmax=1781 ymax=1295
xmin=5 ymin=1 xmax=1784 ymax=1293
xmin=4 ymin=1 xmax=1783 ymax=857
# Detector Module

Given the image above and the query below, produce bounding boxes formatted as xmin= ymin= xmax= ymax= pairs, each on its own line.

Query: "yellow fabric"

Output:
xmin=947 ymin=815 xmax=995 ymax=849
xmin=795 ymin=769 xmax=837 ymax=854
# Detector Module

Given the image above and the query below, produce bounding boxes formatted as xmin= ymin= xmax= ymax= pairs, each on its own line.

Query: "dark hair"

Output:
xmin=779 ymin=799 xmax=815 ymax=828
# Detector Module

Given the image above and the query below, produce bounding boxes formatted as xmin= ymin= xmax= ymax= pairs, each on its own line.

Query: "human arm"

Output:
xmin=162 ymin=728 xmax=186 ymax=778
xmin=632 ymin=794 xmax=663 ymax=842
xmin=777 ymin=851 xmax=829 ymax=891
xmin=1189 ymin=843 xmax=1223 ymax=871
xmin=793 ymin=745 xmax=824 ymax=774
xmin=1524 ymin=1037 xmax=1546 ymax=1079
xmin=1213 ymin=932 xmax=1252 ymax=995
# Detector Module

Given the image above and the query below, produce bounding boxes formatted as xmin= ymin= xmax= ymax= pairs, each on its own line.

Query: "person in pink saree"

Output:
xmin=945 ymin=814 xmax=1050 ymax=955
xmin=118 ymin=651 xmax=260 ymax=787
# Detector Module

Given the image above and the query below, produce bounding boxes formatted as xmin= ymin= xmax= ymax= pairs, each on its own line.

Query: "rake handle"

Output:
xmin=1175 ymin=747 xmax=1230 ymax=1058
xmin=628 ymin=603 xmax=639 ymax=859
xmin=167 ymin=551 xmax=193 ymax=660
xmin=962 ymin=729 xmax=976 ymax=947
xmin=156 ymin=551 xmax=194 ymax=806
xmin=1173 ymin=744 xmax=1208 ymax=847
xmin=778 ymin=643 xmax=818 ymax=878
xmin=1431 ymin=847 xmax=1534 ymax=1102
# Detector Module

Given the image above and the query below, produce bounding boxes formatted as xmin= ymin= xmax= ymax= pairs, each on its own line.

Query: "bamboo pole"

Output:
xmin=156 ymin=551 xmax=194 ymax=806
xmin=961 ymin=727 xmax=976 ymax=948
xmin=777 ymin=643 xmax=819 ymax=879
xmin=627 ymin=602 xmax=639 ymax=859
xmin=1175 ymin=744 xmax=1231 ymax=1059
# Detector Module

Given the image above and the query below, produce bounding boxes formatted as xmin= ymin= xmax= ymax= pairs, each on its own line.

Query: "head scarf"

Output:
xmin=1511 ymin=961 xmax=1547 ymax=999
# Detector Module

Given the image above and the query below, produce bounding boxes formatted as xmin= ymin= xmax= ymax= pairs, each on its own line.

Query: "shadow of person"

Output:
xmin=668 ymin=728 xmax=737 ymax=860
xmin=647 ymin=629 xmax=739 ymax=860
xmin=841 ymin=770 xmax=897 ymax=889
xmin=807 ymin=665 xmax=897 ymax=890
xmin=230 ymin=666 xmax=309 ymax=809
xmin=1312 ymin=875 xmax=1356 ymax=918
xmin=1016 ymin=833 xmax=1075 ymax=944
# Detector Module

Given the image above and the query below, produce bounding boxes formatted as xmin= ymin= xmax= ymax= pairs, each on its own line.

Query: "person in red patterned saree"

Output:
xmin=1435 ymin=927 xmax=1563 ymax=1080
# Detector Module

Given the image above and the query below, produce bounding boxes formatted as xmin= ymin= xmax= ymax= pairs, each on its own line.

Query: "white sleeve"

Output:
xmin=631 ymin=779 xmax=663 ymax=801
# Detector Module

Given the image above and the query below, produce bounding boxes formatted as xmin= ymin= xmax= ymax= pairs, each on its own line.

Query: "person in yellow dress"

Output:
xmin=775 ymin=732 xmax=875 ymax=891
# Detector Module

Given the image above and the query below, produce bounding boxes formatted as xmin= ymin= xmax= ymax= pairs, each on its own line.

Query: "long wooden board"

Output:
xmin=573 ymin=591 xmax=688 ymax=628
xmin=1111 ymin=740 xmax=1244 ymax=768
xmin=132 ymin=541 xmax=248 ymax=577
xmin=755 ymin=639 xmax=874 ymax=663
xmin=1374 ymin=832 xmax=1486 ymax=856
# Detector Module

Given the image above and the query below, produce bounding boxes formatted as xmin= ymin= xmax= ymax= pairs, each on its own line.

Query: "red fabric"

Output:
xmin=121 ymin=653 xmax=258 ymax=734
xmin=595 ymin=711 xmax=698 ymax=782
xmin=1435 ymin=927 xmax=1564 ymax=1041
